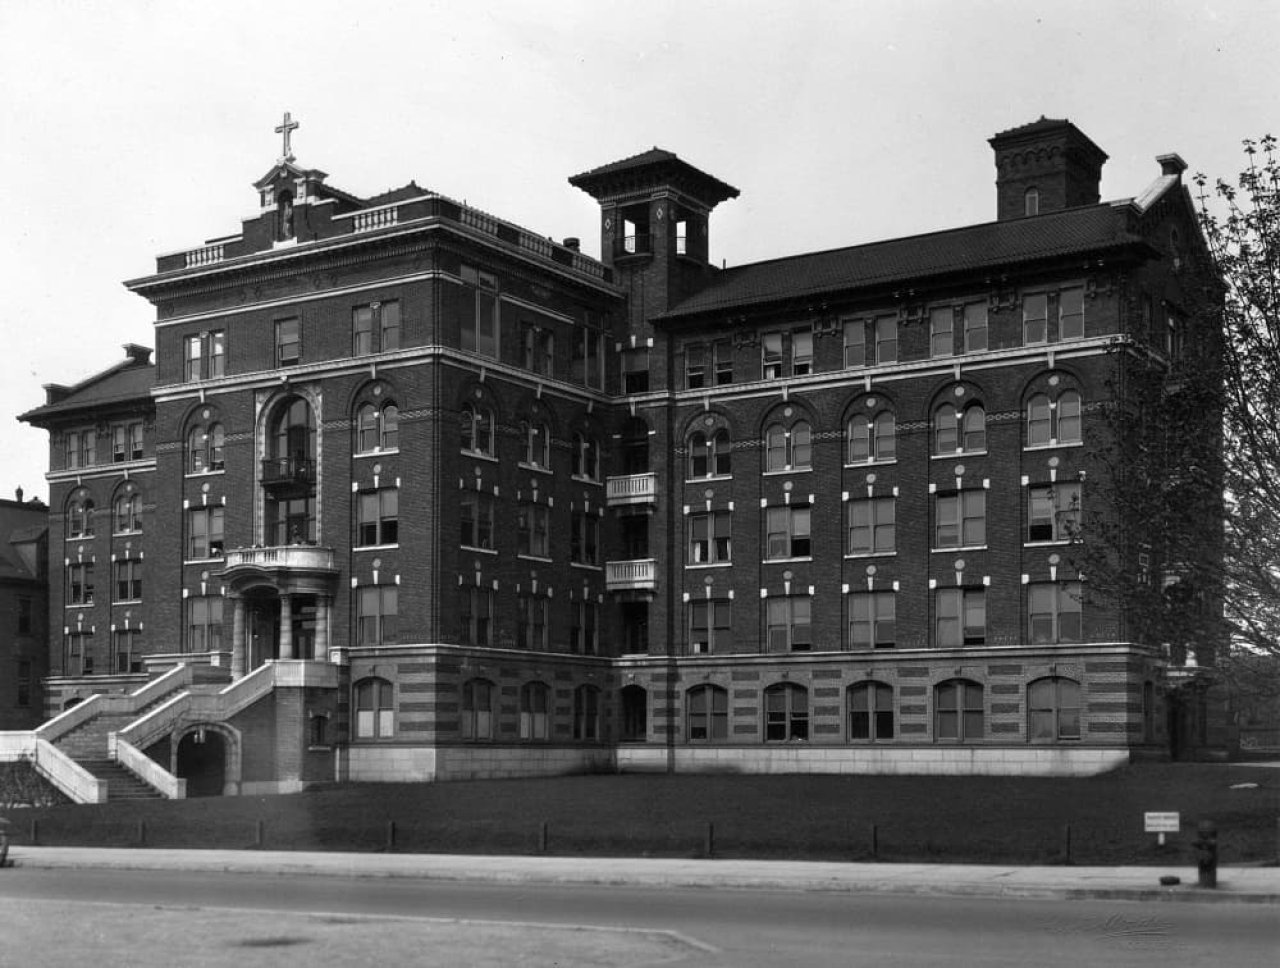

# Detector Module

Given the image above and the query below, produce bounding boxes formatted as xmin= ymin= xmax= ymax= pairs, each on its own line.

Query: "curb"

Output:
xmin=8 ymin=849 xmax=1279 ymax=905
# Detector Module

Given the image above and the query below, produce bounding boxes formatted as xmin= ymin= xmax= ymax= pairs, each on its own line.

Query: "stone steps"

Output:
xmin=74 ymin=758 xmax=164 ymax=800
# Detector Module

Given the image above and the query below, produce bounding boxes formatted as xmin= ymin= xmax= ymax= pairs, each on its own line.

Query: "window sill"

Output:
xmin=113 ymin=599 xmax=143 ymax=606
xmin=686 ymin=561 xmax=733 ymax=569
xmin=1023 ymin=540 xmax=1072 ymax=548
xmin=354 ymin=448 xmax=401 ymax=459
xmin=844 ymin=551 xmax=896 ymax=559
xmin=930 ymin=545 xmax=988 ymax=553
xmin=112 ymin=530 xmax=143 ymax=537
xmin=570 ymin=475 xmax=603 ymax=486
xmin=185 ymin=468 xmax=226 ymax=478
xmin=184 ymin=556 xmax=226 ymax=565
xmin=685 ymin=474 xmax=733 ymax=484
xmin=844 ymin=458 xmax=897 ymax=469
xmin=1024 ymin=441 xmax=1084 ymax=451
xmin=931 ymin=450 xmax=988 ymax=460
xmin=461 ymin=544 xmax=498 ymax=555
xmin=462 ymin=450 xmax=498 ymax=462
xmin=763 ymin=556 xmax=813 ymax=564
xmin=517 ymin=554 xmax=553 ymax=564
xmin=355 ymin=543 xmax=400 ymax=552
xmin=65 ymin=603 xmax=94 ymax=609
xmin=763 ymin=467 xmax=813 ymax=476
xmin=517 ymin=462 xmax=553 ymax=475
xmin=570 ymin=561 xmax=603 ymax=572
xmin=66 ymin=535 xmax=94 ymax=542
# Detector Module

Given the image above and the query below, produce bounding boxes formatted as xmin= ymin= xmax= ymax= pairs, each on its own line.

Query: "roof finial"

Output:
xmin=275 ymin=111 xmax=300 ymax=163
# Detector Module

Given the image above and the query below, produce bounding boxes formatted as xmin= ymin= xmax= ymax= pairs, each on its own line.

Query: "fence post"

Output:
xmin=1063 ymin=823 xmax=1072 ymax=864
xmin=31 ymin=818 xmax=39 ymax=847
xmin=870 ymin=823 xmax=878 ymax=859
xmin=137 ymin=820 xmax=146 ymax=847
xmin=538 ymin=821 xmax=549 ymax=854
xmin=254 ymin=819 xmax=264 ymax=848
xmin=704 ymin=821 xmax=715 ymax=859
xmin=386 ymin=820 xmax=397 ymax=851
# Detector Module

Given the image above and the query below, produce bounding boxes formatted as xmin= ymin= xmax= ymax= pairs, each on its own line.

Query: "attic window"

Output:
xmin=1024 ymin=188 xmax=1040 ymax=217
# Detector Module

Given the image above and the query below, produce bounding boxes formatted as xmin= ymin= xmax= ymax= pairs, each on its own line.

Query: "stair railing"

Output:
xmin=32 ymin=739 xmax=107 ymax=803
xmin=114 ymin=738 xmax=186 ymax=799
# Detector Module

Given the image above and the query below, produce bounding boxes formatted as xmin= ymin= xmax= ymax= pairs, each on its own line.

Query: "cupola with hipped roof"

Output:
xmin=990 ymin=117 xmax=1109 ymax=221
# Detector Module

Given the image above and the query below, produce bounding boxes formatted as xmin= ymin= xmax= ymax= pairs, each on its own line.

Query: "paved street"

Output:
xmin=2 ymin=864 xmax=1277 ymax=967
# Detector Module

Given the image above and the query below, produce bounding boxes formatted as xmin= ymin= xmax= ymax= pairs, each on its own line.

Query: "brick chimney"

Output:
xmin=989 ymin=118 xmax=1108 ymax=221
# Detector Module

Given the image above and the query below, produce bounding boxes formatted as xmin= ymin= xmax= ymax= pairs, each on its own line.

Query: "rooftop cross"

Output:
xmin=275 ymin=111 xmax=300 ymax=162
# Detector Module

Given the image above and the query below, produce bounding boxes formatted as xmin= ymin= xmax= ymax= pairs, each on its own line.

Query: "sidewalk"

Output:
xmin=8 ymin=845 xmax=1279 ymax=904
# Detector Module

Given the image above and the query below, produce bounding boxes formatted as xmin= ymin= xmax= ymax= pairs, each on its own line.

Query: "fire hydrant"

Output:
xmin=1193 ymin=820 xmax=1217 ymax=888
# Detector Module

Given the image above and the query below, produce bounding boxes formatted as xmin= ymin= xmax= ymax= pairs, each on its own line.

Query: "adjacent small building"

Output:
xmin=8 ymin=116 xmax=1225 ymax=799
xmin=0 ymin=490 xmax=48 ymax=730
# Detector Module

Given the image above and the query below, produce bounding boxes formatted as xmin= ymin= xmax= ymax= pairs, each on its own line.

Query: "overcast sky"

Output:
xmin=1 ymin=0 xmax=1274 ymax=503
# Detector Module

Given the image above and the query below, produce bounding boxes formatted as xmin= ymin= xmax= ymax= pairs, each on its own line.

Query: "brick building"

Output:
xmin=0 ymin=490 xmax=48 ymax=730
xmin=6 ymin=116 xmax=1222 ymax=798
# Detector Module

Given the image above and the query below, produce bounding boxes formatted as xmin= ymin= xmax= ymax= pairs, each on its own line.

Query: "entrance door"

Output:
xmin=249 ymin=599 xmax=281 ymax=668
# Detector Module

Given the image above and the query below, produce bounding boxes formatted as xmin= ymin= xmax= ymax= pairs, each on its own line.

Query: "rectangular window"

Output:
xmin=353 ymin=300 xmax=400 ymax=355
xmin=68 ymin=563 xmax=95 ymax=605
xmin=66 ymin=430 xmax=93 ymax=469
xmin=847 ymin=497 xmax=896 ymax=555
xmin=623 ymin=347 xmax=650 ymax=393
xmin=522 ymin=324 xmax=555 ymax=376
xmin=186 ymin=596 xmax=224 ymax=652
xmin=114 ymin=558 xmax=142 ymax=602
xmin=518 ymin=595 xmax=549 ymax=649
xmin=17 ymin=659 xmax=32 ymax=706
xmin=713 ymin=340 xmax=733 ymax=385
xmin=113 ymin=629 xmax=143 ymax=674
xmin=573 ymin=324 xmax=605 ymax=390
xmin=572 ymin=600 xmax=599 ymax=654
xmin=460 ymin=491 xmax=495 ymax=550
xmin=843 ymin=319 xmax=866 ymax=367
xmin=1023 ymin=293 xmax=1048 ymax=344
xmin=766 ymin=504 xmax=812 ymax=559
xmin=689 ymin=599 xmax=731 ymax=653
xmin=276 ymin=317 xmax=300 ymax=366
xmin=357 ymin=585 xmax=398 ymax=645
xmin=849 ymin=591 xmax=896 ymax=649
xmin=187 ymin=506 xmax=225 ymax=560
xmin=353 ymin=305 xmax=373 ymax=356
xmin=685 ymin=339 xmax=731 ymax=388
xmin=1029 ymin=581 xmax=1083 ymax=644
xmin=761 ymin=331 xmax=784 ymax=379
xmin=1059 ymin=287 xmax=1084 ymax=339
xmin=460 ymin=267 xmax=499 ymax=358
xmin=929 ymin=307 xmax=954 ymax=358
xmin=936 ymin=588 xmax=986 ymax=647
xmin=65 ymin=632 xmax=92 ymax=676
xmin=688 ymin=510 xmax=732 ymax=564
xmin=113 ymin=425 xmax=128 ymax=463
xmin=357 ymin=488 xmax=399 ymax=547
xmin=518 ymin=503 xmax=550 ymax=558
xmin=685 ymin=342 xmax=707 ymax=389
xmin=571 ymin=512 xmax=600 ymax=566
xmin=1027 ymin=482 xmax=1081 ymax=542
xmin=964 ymin=302 xmax=988 ymax=352
xmin=460 ymin=586 xmax=494 ymax=646
xmin=874 ymin=316 xmax=898 ymax=364
xmin=184 ymin=330 xmax=226 ymax=381
xmin=17 ymin=596 xmax=32 ymax=635
xmin=935 ymin=490 xmax=986 ymax=548
xmin=792 ymin=330 xmax=814 ymax=376
xmin=767 ymin=596 xmax=812 ymax=652
xmin=130 ymin=422 xmax=144 ymax=460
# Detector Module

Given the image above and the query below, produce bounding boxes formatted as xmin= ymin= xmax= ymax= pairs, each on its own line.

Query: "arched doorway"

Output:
xmin=176 ymin=728 xmax=228 ymax=797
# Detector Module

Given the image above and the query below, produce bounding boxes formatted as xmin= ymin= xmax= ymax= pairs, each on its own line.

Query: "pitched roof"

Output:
xmin=658 ymin=204 xmax=1151 ymax=321
xmin=20 ymin=350 xmax=155 ymax=424
xmin=569 ymin=148 xmax=739 ymax=207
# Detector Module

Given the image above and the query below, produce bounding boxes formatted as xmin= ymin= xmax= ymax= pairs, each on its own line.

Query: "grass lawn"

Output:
xmin=6 ymin=763 xmax=1278 ymax=865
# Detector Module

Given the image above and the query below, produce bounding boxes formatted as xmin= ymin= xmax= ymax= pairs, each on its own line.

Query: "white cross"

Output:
xmin=275 ymin=112 xmax=299 ymax=161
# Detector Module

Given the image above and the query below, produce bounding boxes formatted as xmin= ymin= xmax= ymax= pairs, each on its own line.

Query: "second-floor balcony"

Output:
xmin=606 ymin=472 xmax=657 ymax=507
xmin=222 ymin=545 xmax=336 ymax=573
xmin=606 ymin=558 xmax=657 ymax=592
xmin=261 ymin=457 xmax=316 ymax=489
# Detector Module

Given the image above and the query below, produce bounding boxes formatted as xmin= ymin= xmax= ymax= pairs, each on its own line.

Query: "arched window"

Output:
xmin=357 ymin=402 xmax=399 ymax=453
xmin=764 ymin=682 xmax=809 ymax=741
xmin=1027 ymin=390 xmax=1082 ymax=446
xmin=848 ymin=681 xmax=894 ymax=741
xmin=353 ymin=677 xmax=394 ymax=739
xmin=520 ymin=681 xmax=550 ymax=740
xmin=764 ymin=420 xmax=811 ymax=472
xmin=270 ymin=396 xmax=316 ymax=466
xmin=187 ymin=422 xmax=224 ymax=474
xmin=460 ymin=403 xmax=494 ymax=456
xmin=1028 ymin=676 xmax=1082 ymax=741
xmin=848 ymin=412 xmax=896 ymax=463
xmin=265 ymin=395 xmax=317 ymax=545
xmin=934 ymin=403 xmax=986 ymax=454
xmin=66 ymin=493 xmax=94 ymax=539
xmin=689 ymin=429 xmax=731 ymax=478
xmin=523 ymin=421 xmax=550 ymax=469
xmin=935 ymin=679 xmax=984 ymax=742
xmin=573 ymin=684 xmax=600 ymax=740
xmin=113 ymin=492 xmax=142 ymax=534
xmin=461 ymin=678 xmax=495 ymax=740
xmin=620 ymin=684 xmax=647 ymax=742
xmin=1057 ymin=391 xmax=1082 ymax=442
xmin=572 ymin=432 xmax=600 ymax=480
xmin=687 ymin=684 xmax=728 ymax=742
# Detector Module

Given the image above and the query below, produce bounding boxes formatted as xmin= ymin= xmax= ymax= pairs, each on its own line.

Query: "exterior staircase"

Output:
xmin=53 ymin=711 xmax=165 ymax=800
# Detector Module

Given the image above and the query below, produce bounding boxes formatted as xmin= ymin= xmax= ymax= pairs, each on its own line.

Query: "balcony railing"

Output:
xmin=606 ymin=473 xmax=658 ymax=506
xmin=222 ymin=545 xmax=336 ymax=572
xmin=606 ymin=558 xmax=657 ymax=592
xmin=261 ymin=457 xmax=316 ymax=487
xmin=354 ymin=207 xmax=399 ymax=232
xmin=185 ymin=243 xmax=225 ymax=268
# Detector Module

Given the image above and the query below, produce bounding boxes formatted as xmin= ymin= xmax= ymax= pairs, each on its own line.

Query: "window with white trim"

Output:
xmin=460 ymin=491 xmax=495 ymax=550
xmin=847 ymin=412 xmax=896 ymax=463
xmin=356 ymin=584 xmax=398 ymax=645
xmin=1027 ymin=482 xmax=1081 ymax=542
xmin=356 ymin=488 xmax=399 ymax=547
xmin=460 ymin=403 xmax=494 ymax=456
xmin=764 ymin=421 xmax=811 ymax=472
xmin=848 ymin=497 xmax=895 ymax=555
xmin=520 ymin=681 xmax=549 ymax=739
xmin=848 ymin=681 xmax=894 ymax=740
xmin=689 ymin=510 xmax=731 ymax=564
xmin=354 ymin=677 xmax=394 ymax=739
xmin=766 ymin=504 xmax=812 ymax=559
xmin=1028 ymin=676 xmax=1082 ymax=740
xmin=460 ymin=679 xmax=495 ymax=740
xmin=766 ymin=595 xmax=812 ymax=652
xmin=936 ymin=587 xmax=986 ymax=647
xmin=764 ymin=682 xmax=809 ymax=740
xmin=1028 ymin=581 xmax=1082 ymax=644
xmin=689 ymin=598 xmax=731 ymax=654
xmin=518 ymin=503 xmax=550 ymax=558
xmin=935 ymin=489 xmax=985 ymax=548
xmin=935 ymin=679 xmax=983 ymax=741
xmin=687 ymin=684 xmax=728 ymax=741
xmin=460 ymin=267 xmax=498 ymax=358
xmin=848 ymin=591 xmax=896 ymax=649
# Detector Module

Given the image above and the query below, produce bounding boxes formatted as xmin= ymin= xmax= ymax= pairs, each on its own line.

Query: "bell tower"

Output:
xmin=570 ymin=149 xmax=738 ymax=329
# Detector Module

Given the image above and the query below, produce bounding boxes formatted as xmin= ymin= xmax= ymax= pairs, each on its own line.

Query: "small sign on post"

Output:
xmin=1144 ymin=811 xmax=1181 ymax=846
